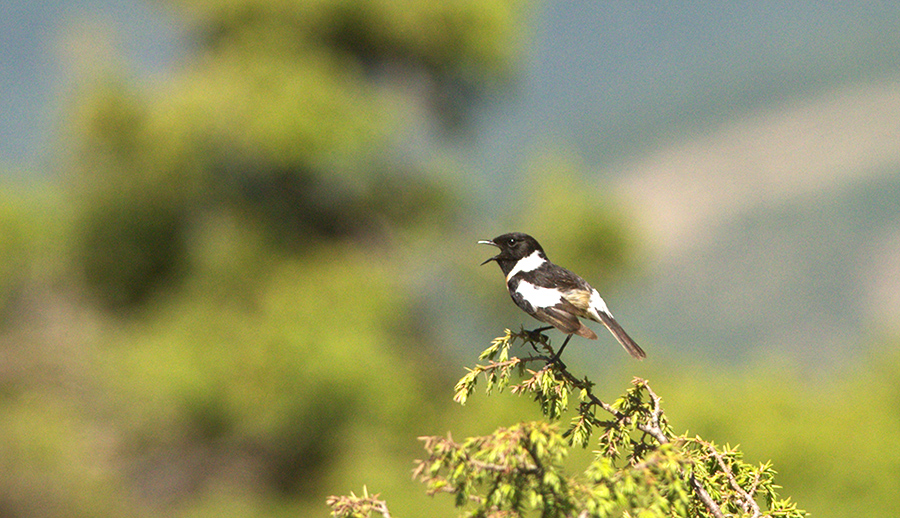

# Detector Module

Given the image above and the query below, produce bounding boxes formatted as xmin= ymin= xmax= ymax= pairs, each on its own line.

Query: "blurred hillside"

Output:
xmin=617 ymin=78 xmax=900 ymax=366
xmin=1 ymin=2 xmax=900 ymax=518
xmin=460 ymin=3 xmax=900 ymax=369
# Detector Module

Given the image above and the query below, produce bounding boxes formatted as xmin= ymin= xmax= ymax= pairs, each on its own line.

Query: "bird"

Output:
xmin=479 ymin=232 xmax=646 ymax=360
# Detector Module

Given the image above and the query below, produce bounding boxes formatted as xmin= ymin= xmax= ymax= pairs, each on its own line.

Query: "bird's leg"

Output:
xmin=548 ymin=334 xmax=572 ymax=365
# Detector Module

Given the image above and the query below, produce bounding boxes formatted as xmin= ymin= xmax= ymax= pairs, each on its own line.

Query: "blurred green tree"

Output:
xmin=64 ymin=0 xmax=523 ymax=309
xmin=0 ymin=1 xmax=529 ymax=517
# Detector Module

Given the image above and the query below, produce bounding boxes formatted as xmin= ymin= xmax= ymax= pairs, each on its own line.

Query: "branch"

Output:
xmin=709 ymin=444 xmax=762 ymax=518
xmin=329 ymin=329 xmax=805 ymax=518
xmin=416 ymin=434 xmax=542 ymax=477
xmin=688 ymin=474 xmax=726 ymax=518
xmin=326 ymin=487 xmax=391 ymax=518
xmin=558 ymin=369 xmax=726 ymax=518
xmin=637 ymin=380 xmax=669 ymax=444
xmin=481 ymin=329 xmax=728 ymax=518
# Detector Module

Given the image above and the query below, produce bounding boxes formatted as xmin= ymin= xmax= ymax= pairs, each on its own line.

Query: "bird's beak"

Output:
xmin=478 ymin=239 xmax=499 ymax=265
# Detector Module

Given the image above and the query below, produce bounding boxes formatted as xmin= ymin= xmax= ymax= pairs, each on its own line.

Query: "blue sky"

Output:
xmin=1 ymin=0 xmax=178 ymax=174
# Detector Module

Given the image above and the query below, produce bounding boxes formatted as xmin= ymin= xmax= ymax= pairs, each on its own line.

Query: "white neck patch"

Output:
xmin=506 ymin=250 xmax=546 ymax=281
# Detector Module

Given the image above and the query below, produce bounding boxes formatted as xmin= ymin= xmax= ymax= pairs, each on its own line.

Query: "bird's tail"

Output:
xmin=597 ymin=312 xmax=646 ymax=360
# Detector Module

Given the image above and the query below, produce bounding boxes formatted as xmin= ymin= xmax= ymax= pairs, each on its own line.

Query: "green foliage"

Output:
xmin=0 ymin=182 xmax=72 ymax=328
xmin=63 ymin=0 xmax=523 ymax=309
xmin=0 ymin=189 xmax=35 ymax=315
xmin=331 ymin=330 xmax=807 ymax=518
xmin=327 ymin=487 xmax=391 ymax=518
xmin=2 ymin=0 xmax=534 ymax=515
xmin=415 ymin=421 xmax=575 ymax=515
xmin=77 ymin=195 xmax=190 ymax=308
xmin=658 ymin=348 xmax=900 ymax=518
xmin=98 ymin=246 xmax=443 ymax=503
xmin=0 ymin=397 xmax=130 ymax=517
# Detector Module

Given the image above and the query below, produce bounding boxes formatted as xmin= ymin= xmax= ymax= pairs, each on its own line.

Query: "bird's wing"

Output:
xmin=533 ymin=301 xmax=598 ymax=339
xmin=561 ymin=289 xmax=592 ymax=313
xmin=531 ymin=264 xmax=592 ymax=292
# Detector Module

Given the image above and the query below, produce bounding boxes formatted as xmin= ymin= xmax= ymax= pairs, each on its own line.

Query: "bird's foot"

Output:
xmin=523 ymin=325 xmax=553 ymax=340
xmin=547 ymin=334 xmax=572 ymax=368
xmin=521 ymin=326 xmax=553 ymax=352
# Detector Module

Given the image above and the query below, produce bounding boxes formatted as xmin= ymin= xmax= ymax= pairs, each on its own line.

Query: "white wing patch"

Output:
xmin=587 ymin=289 xmax=611 ymax=321
xmin=506 ymin=251 xmax=546 ymax=281
xmin=515 ymin=281 xmax=563 ymax=309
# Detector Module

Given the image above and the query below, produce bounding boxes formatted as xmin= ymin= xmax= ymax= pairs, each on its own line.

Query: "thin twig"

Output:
xmin=689 ymin=474 xmax=726 ymax=518
xmin=709 ymin=444 xmax=762 ymax=518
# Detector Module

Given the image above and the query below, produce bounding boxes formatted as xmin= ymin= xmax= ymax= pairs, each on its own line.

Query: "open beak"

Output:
xmin=478 ymin=239 xmax=499 ymax=265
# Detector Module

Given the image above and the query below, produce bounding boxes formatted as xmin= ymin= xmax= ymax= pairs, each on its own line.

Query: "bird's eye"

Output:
xmin=507 ymin=237 xmax=517 ymax=246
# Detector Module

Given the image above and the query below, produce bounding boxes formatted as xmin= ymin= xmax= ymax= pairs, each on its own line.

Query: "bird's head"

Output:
xmin=478 ymin=232 xmax=544 ymax=272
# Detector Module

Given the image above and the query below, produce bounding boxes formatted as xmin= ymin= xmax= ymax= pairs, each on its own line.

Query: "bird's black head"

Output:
xmin=478 ymin=232 xmax=545 ymax=275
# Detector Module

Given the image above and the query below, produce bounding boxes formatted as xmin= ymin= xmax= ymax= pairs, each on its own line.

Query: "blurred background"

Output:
xmin=2 ymin=1 xmax=900 ymax=517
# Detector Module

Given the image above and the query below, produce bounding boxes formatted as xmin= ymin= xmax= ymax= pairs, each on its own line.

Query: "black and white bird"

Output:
xmin=479 ymin=232 xmax=646 ymax=360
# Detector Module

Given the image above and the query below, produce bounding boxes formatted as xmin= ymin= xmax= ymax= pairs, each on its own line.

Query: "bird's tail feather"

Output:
xmin=597 ymin=312 xmax=646 ymax=360
xmin=574 ymin=322 xmax=598 ymax=340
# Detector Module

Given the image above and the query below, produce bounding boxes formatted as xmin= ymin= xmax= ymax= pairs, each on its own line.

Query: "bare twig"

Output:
xmin=709 ymin=444 xmax=762 ymax=518
xmin=634 ymin=378 xmax=670 ymax=445
xmin=688 ymin=474 xmax=726 ymax=518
